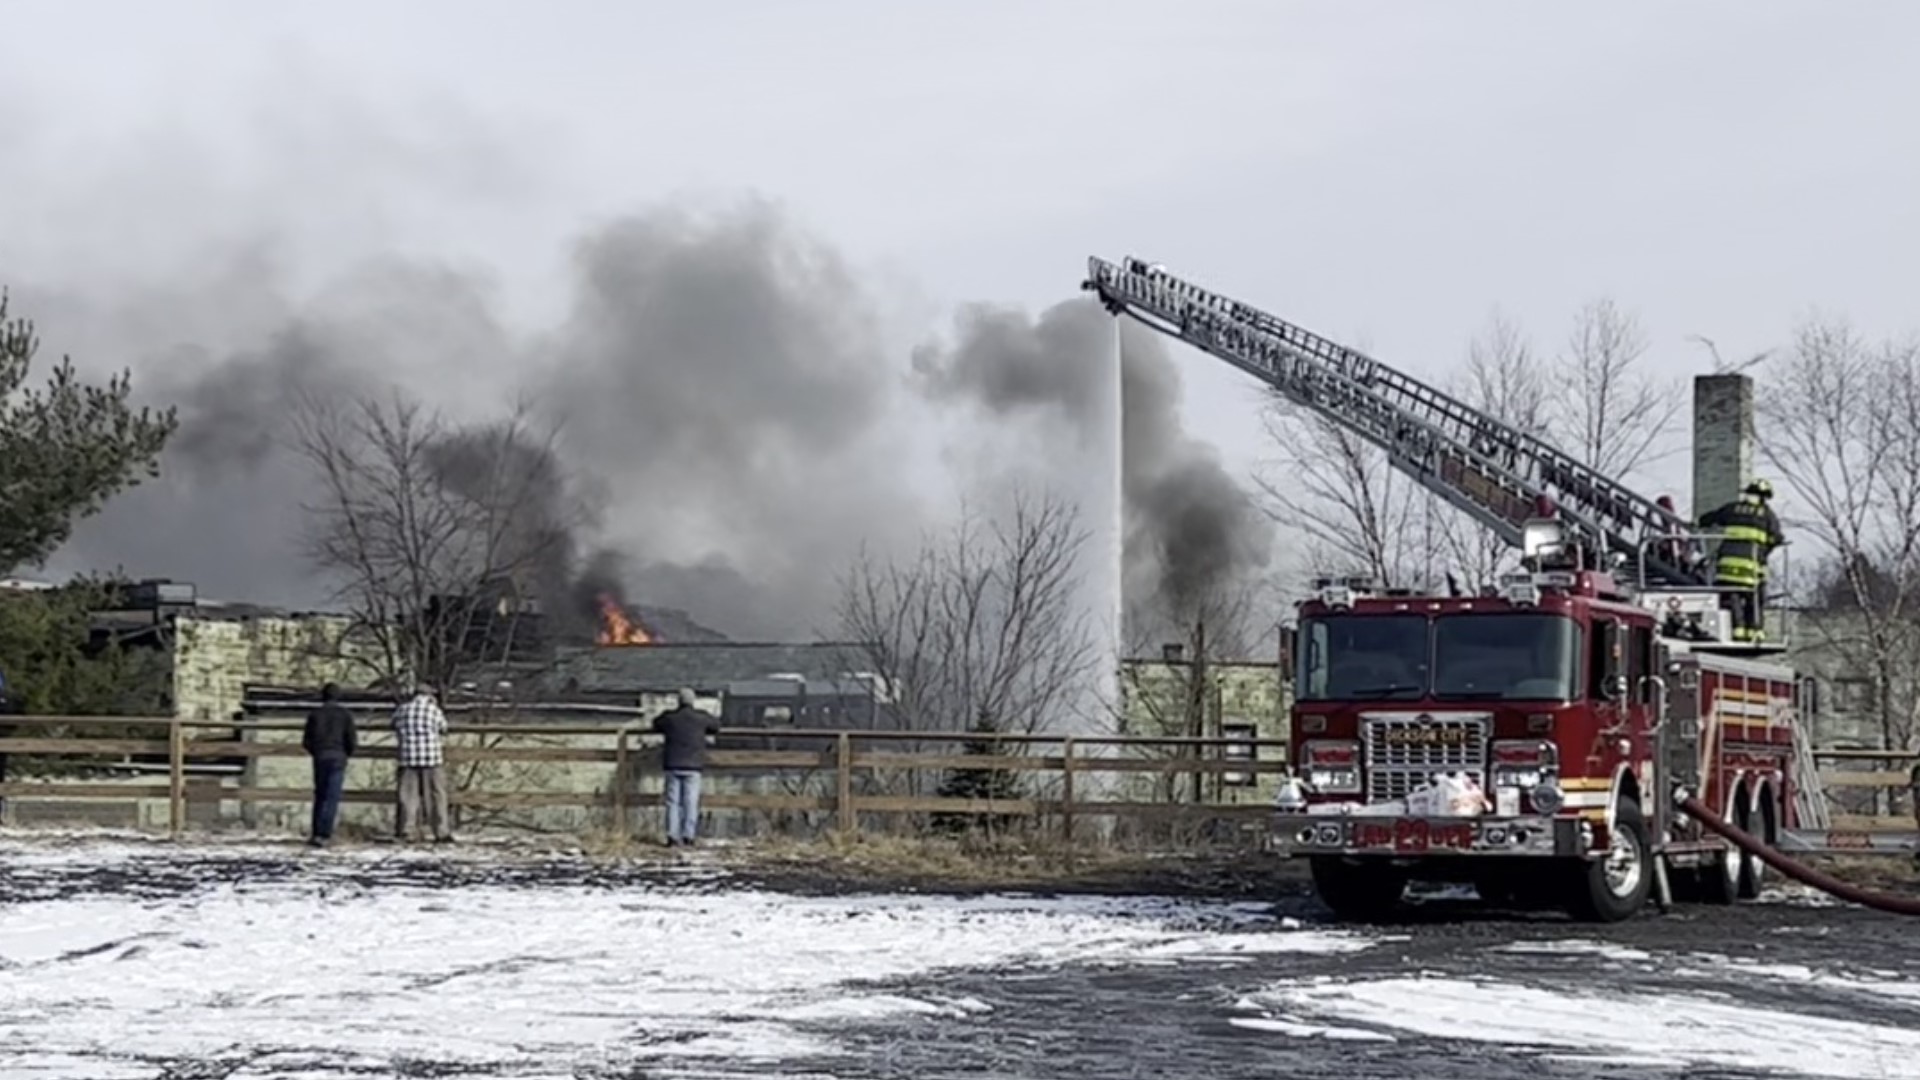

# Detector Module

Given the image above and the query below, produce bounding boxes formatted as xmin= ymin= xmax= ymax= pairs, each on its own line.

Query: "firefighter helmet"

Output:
xmin=1744 ymin=478 xmax=1774 ymax=500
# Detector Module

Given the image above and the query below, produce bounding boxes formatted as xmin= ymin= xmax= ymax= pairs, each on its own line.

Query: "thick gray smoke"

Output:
xmin=41 ymin=262 xmax=512 ymax=612
xmin=537 ymin=203 xmax=920 ymax=640
xmin=39 ymin=203 xmax=924 ymax=640
xmin=36 ymin=201 xmax=1261 ymax=647
xmin=914 ymin=301 xmax=1272 ymax=650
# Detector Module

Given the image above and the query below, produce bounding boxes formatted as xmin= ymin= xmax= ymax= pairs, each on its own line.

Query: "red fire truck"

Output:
xmin=1081 ymin=256 xmax=1869 ymax=923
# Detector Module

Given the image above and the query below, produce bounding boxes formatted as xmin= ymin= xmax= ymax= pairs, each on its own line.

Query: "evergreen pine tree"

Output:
xmin=933 ymin=711 xmax=1022 ymax=834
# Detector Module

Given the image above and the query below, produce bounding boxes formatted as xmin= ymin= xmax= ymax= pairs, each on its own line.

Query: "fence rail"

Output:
xmin=0 ymin=716 xmax=1912 ymax=843
xmin=0 ymin=716 xmax=1290 ymax=844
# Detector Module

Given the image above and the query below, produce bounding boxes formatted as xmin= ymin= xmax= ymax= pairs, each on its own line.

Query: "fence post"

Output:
xmin=167 ymin=719 xmax=185 ymax=840
xmin=612 ymin=727 xmax=630 ymax=841
xmin=1061 ymin=737 xmax=1077 ymax=868
xmin=836 ymin=732 xmax=855 ymax=837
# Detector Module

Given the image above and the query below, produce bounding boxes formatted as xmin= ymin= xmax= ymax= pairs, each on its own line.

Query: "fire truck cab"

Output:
xmin=1271 ymin=517 xmax=1809 ymax=923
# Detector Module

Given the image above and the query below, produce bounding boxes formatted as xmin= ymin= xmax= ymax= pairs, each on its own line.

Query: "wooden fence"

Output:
xmin=0 ymin=715 xmax=1912 ymax=843
xmin=1804 ymin=747 xmax=1920 ymax=829
xmin=0 ymin=715 xmax=1291 ymax=844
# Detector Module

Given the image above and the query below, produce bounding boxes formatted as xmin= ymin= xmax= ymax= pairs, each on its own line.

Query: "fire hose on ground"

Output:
xmin=1674 ymin=789 xmax=1920 ymax=917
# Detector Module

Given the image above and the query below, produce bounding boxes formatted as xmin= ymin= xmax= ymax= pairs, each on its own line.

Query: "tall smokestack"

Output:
xmin=1692 ymin=373 xmax=1754 ymax=518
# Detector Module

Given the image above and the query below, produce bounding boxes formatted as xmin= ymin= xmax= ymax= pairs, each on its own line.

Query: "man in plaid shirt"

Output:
xmin=392 ymin=686 xmax=452 ymax=843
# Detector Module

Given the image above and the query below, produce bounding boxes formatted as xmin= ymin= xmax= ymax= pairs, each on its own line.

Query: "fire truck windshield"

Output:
xmin=1430 ymin=613 xmax=1580 ymax=701
xmin=1296 ymin=612 xmax=1580 ymax=703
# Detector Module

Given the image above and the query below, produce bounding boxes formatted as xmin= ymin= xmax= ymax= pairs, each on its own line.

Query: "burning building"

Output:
xmin=595 ymin=593 xmax=656 ymax=646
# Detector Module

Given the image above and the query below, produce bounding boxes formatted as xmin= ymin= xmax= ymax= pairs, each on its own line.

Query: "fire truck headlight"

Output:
xmin=1529 ymin=781 xmax=1564 ymax=814
xmin=1301 ymin=741 xmax=1363 ymax=795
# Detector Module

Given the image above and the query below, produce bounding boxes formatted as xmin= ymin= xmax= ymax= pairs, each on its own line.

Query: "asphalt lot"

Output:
xmin=3 ymin=836 xmax=1916 ymax=1080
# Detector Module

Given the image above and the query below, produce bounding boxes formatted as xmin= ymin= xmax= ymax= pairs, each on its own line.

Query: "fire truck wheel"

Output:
xmin=1308 ymin=857 xmax=1408 ymax=922
xmin=1698 ymin=792 xmax=1748 ymax=905
xmin=1565 ymin=801 xmax=1653 ymax=923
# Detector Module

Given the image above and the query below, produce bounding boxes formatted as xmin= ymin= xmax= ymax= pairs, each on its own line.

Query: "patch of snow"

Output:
xmin=1678 ymin=957 xmax=1920 ymax=1009
xmin=1759 ymin=882 xmax=1847 ymax=907
xmin=1228 ymin=1016 xmax=1396 ymax=1041
xmin=1402 ymin=882 xmax=1478 ymax=903
xmin=0 ymin=869 xmax=1366 ymax=1077
xmin=1242 ymin=975 xmax=1920 ymax=1077
xmin=1492 ymin=939 xmax=1653 ymax=962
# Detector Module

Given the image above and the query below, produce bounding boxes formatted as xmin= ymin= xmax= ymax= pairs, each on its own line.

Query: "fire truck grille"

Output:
xmin=1362 ymin=714 xmax=1491 ymax=805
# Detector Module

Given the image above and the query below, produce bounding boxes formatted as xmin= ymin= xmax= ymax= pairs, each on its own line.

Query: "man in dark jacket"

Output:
xmin=302 ymin=682 xmax=358 ymax=847
xmin=1698 ymin=479 xmax=1786 ymax=642
xmin=652 ymin=687 xmax=721 ymax=846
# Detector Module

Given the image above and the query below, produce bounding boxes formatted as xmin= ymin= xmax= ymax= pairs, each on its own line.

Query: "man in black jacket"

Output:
xmin=653 ymin=687 xmax=721 ymax=846
xmin=302 ymin=682 xmax=358 ymax=847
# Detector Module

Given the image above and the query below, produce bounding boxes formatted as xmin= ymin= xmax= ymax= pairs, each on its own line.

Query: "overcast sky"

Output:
xmin=4 ymin=0 xmax=1917 ymax=610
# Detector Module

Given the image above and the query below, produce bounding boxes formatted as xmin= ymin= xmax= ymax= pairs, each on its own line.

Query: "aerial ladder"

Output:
xmin=1080 ymin=256 xmax=1707 ymax=590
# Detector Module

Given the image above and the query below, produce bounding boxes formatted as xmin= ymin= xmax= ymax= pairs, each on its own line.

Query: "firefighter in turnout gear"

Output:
xmin=1698 ymin=479 xmax=1785 ymax=641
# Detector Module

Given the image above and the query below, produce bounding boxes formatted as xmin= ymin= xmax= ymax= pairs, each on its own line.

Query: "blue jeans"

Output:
xmin=664 ymin=770 xmax=702 ymax=842
xmin=310 ymin=756 xmax=347 ymax=840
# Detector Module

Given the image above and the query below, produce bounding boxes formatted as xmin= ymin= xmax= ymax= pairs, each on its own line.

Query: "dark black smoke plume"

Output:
xmin=35 ymin=198 xmax=1260 ymax=648
xmin=39 ymin=202 xmax=922 ymax=640
xmin=537 ymin=202 xmax=920 ymax=641
xmin=913 ymin=301 xmax=1272 ymax=650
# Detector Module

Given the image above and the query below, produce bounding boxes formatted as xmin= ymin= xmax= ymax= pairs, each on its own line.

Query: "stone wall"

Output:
xmin=1790 ymin=609 xmax=1920 ymax=749
xmin=172 ymin=615 xmax=381 ymax=723
xmin=1118 ymin=659 xmax=1288 ymax=805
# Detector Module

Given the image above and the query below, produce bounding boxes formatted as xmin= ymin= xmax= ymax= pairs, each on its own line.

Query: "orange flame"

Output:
xmin=595 ymin=593 xmax=656 ymax=646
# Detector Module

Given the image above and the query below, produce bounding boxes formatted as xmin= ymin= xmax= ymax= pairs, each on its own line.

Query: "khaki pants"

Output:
xmin=396 ymin=765 xmax=451 ymax=840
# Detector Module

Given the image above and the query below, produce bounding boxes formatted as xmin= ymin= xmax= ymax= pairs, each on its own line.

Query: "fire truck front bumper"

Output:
xmin=1267 ymin=812 xmax=1587 ymax=858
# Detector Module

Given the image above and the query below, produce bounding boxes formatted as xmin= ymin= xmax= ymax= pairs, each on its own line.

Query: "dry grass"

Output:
xmin=557 ymin=823 xmax=1294 ymax=897
xmin=1800 ymin=853 xmax=1920 ymax=894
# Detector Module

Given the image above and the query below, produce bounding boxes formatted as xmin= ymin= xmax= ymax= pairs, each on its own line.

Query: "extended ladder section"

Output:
xmin=1083 ymin=256 xmax=1707 ymax=588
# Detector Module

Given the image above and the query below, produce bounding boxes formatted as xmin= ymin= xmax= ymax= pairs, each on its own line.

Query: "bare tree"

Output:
xmin=835 ymin=486 xmax=1100 ymax=742
xmin=1760 ymin=317 xmax=1920 ymax=749
xmin=1435 ymin=311 xmax=1551 ymax=587
xmin=1553 ymin=297 xmax=1683 ymax=486
xmin=1256 ymin=400 xmax=1428 ymax=589
xmin=1255 ymin=301 xmax=1679 ymax=599
xmin=290 ymin=389 xmax=583 ymax=694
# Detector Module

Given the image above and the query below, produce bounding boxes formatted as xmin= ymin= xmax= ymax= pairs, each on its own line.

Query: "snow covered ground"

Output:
xmin=0 ymin=838 xmax=1359 ymax=1078
xmin=2 ymin=836 xmax=1918 ymax=1079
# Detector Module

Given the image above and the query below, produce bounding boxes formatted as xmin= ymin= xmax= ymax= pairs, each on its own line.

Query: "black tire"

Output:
xmin=1698 ymin=788 xmax=1744 ymax=905
xmin=1564 ymin=799 xmax=1655 ymax=923
xmin=1309 ymin=857 xmax=1409 ymax=922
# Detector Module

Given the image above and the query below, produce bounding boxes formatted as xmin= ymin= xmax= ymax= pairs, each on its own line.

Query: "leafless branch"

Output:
xmin=1254 ymin=394 xmax=1428 ymax=589
xmin=1432 ymin=311 xmax=1549 ymax=587
xmin=289 ymin=388 xmax=586 ymax=694
xmin=1759 ymin=317 xmax=1920 ymax=748
xmin=1553 ymin=298 xmax=1683 ymax=484
xmin=834 ymin=485 xmax=1101 ymax=745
